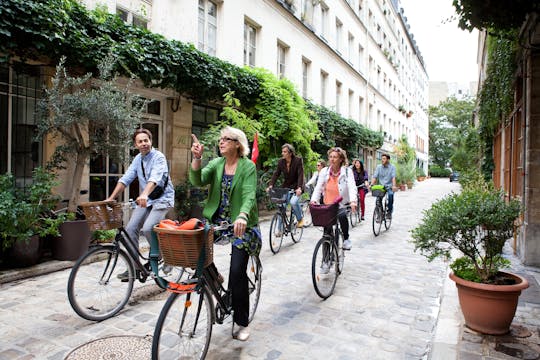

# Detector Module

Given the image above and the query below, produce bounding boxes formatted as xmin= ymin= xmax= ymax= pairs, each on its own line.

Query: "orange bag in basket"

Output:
xmin=158 ymin=219 xmax=180 ymax=229
xmin=178 ymin=218 xmax=204 ymax=230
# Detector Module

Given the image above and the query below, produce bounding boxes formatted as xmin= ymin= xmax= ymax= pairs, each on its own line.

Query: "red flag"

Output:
xmin=251 ymin=132 xmax=259 ymax=164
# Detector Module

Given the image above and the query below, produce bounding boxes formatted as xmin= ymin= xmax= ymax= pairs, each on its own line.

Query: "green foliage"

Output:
xmin=0 ymin=0 xmax=260 ymax=106
xmin=92 ymin=229 xmax=116 ymax=242
xmin=36 ymin=56 xmax=145 ymax=211
xmin=246 ymin=68 xmax=319 ymax=168
xmin=416 ymin=167 xmax=426 ymax=177
xmin=477 ymin=32 xmax=518 ymax=178
xmin=394 ymin=135 xmax=416 ymax=184
xmin=307 ymin=101 xmax=383 ymax=161
xmin=411 ymin=187 xmax=521 ymax=283
xmin=0 ymin=168 xmax=67 ymax=250
xmin=452 ymin=0 xmax=540 ymax=33
xmin=459 ymin=168 xmax=494 ymax=192
xmin=428 ymin=97 xmax=476 ymax=169
xmin=450 ymin=255 xmax=510 ymax=283
xmin=428 ymin=165 xmax=451 ymax=177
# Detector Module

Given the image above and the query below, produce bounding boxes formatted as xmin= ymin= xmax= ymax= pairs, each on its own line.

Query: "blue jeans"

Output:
xmin=287 ymin=192 xmax=303 ymax=221
xmin=125 ymin=205 xmax=170 ymax=248
xmin=386 ymin=188 xmax=394 ymax=214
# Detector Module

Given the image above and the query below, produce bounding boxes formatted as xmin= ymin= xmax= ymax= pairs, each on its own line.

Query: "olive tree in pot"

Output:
xmin=411 ymin=178 xmax=525 ymax=335
xmin=35 ymin=56 xmax=145 ymax=259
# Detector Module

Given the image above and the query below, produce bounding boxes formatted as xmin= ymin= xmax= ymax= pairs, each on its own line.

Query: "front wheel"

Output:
xmin=269 ymin=213 xmax=284 ymax=254
xmin=152 ymin=287 xmax=213 ymax=360
xmin=290 ymin=214 xmax=303 ymax=243
xmin=311 ymin=236 xmax=339 ymax=299
xmin=248 ymin=256 xmax=262 ymax=323
xmin=67 ymin=245 xmax=134 ymax=321
xmin=372 ymin=205 xmax=383 ymax=236
xmin=384 ymin=204 xmax=392 ymax=230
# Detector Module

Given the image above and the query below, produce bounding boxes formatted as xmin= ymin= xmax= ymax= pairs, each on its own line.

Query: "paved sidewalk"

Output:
xmin=1 ymin=178 xmax=539 ymax=359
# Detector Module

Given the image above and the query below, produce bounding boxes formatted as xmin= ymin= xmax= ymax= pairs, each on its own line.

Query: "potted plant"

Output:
xmin=411 ymin=177 xmax=526 ymax=335
xmin=416 ymin=167 xmax=426 ymax=181
xmin=0 ymin=168 xmax=68 ymax=267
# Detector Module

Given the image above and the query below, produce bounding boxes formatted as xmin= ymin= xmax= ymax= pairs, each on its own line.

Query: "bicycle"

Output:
xmin=268 ymin=188 xmax=304 ymax=254
xmin=372 ymin=185 xmax=392 ymax=236
xmin=309 ymin=198 xmax=345 ymax=299
xmin=67 ymin=200 xmax=184 ymax=321
xmin=348 ymin=185 xmax=363 ymax=228
xmin=151 ymin=222 xmax=262 ymax=360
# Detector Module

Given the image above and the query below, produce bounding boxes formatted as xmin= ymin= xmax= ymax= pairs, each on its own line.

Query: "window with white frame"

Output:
xmin=302 ymin=58 xmax=311 ymax=98
xmin=358 ymin=44 xmax=364 ymax=72
xmin=197 ymin=0 xmax=217 ymax=56
xmin=335 ymin=18 xmax=343 ymax=53
xmin=336 ymin=80 xmax=342 ymax=114
xmin=348 ymin=32 xmax=354 ymax=64
xmin=321 ymin=3 xmax=329 ymax=40
xmin=116 ymin=6 xmax=149 ymax=29
xmin=301 ymin=0 xmax=314 ymax=25
xmin=244 ymin=22 xmax=257 ymax=67
xmin=348 ymin=89 xmax=354 ymax=119
xmin=320 ymin=70 xmax=328 ymax=106
xmin=277 ymin=42 xmax=288 ymax=79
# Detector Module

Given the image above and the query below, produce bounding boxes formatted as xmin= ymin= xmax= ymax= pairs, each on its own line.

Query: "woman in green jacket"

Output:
xmin=189 ymin=126 xmax=260 ymax=342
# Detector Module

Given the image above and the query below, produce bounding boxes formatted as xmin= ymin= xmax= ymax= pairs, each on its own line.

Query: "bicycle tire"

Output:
xmin=269 ymin=213 xmax=284 ymax=254
xmin=311 ymin=236 xmax=339 ymax=299
xmin=384 ymin=202 xmax=392 ymax=230
xmin=335 ymin=226 xmax=344 ymax=274
xmin=248 ymin=255 xmax=262 ymax=323
xmin=372 ymin=204 xmax=383 ymax=236
xmin=301 ymin=201 xmax=312 ymax=227
xmin=67 ymin=245 xmax=134 ymax=321
xmin=152 ymin=286 xmax=213 ymax=360
xmin=290 ymin=214 xmax=303 ymax=243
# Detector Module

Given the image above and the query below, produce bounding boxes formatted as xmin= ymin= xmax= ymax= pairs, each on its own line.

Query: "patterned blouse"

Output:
xmin=213 ymin=174 xmax=261 ymax=256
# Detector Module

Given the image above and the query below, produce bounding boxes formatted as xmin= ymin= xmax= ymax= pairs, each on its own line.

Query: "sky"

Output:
xmin=399 ymin=0 xmax=479 ymax=84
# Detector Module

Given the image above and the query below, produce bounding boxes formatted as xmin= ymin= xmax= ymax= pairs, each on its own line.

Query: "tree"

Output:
xmin=36 ymin=56 xmax=145 ymax=212
xmin=428 ymin=97 xmax=477 ymax=170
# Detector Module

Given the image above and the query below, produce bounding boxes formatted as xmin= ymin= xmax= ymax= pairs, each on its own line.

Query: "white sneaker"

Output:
xmin=320 ymin=262 xmax=330 ymax=274
xmin=343 ymin=239 xmax=352 ymax=250
xmin=233 ymin=325 xmax=250 ymax=341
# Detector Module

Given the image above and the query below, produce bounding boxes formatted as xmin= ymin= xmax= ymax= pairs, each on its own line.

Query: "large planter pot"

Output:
xmin=53 ymin=220 xmax=91 ymax=261
xmin=6 ymin=235 xmax=42 ymax=268
xmin=450 ymin=271 xmax=529 ymax=335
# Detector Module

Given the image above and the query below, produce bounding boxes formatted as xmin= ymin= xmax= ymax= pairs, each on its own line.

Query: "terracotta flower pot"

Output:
xmin=450 ymin=271 xmax=529 ymax=335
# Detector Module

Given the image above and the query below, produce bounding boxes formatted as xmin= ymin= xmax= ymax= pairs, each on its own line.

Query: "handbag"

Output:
xmin=141 ymin=159 xmax=169 ymax=200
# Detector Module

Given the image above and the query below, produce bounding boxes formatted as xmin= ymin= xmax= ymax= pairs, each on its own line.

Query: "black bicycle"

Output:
xmin=309 ymin=199 xmax=345 ymax=299
xmin=67 ymin=201 xmax=184 ymax=321
xmin=151 ymin=222 xmax=262 ymax=360
xmin=268 ymin=188 xmax=304 ymax=254
xmin=372 ymin=185 xmax=392 ymax=236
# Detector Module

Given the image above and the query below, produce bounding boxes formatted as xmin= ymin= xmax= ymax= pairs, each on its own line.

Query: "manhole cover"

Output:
xmin=65 ymin=335 xmax=152 ymax=360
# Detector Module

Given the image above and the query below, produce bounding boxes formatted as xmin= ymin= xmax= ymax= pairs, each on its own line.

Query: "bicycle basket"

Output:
xmin=371 ymin=184 xmax=386 ymax=198
xmin=269 ymin=188 xmax=290 ymax=204
xmin=80 ymin=201 xmax=123 ymax=231
xmin=309 ymin=202 xmax=339 ymax=227
xmin=153 ymin=226 xmax=214 ymax=268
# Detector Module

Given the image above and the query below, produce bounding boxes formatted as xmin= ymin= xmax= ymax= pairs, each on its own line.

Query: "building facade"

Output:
xmin=2 ymin=0 xmax=429 ymax=202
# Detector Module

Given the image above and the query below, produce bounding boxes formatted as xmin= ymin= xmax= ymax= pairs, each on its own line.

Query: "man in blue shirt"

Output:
xmin=107 ymin=129 xmax=174 ymax=271
xmin=370 ymin=153 xmax=397 ymax=218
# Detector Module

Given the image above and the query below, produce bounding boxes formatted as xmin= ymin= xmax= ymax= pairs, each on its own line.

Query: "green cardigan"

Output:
xmin=189 ymin=157 xmax=258 ymax=227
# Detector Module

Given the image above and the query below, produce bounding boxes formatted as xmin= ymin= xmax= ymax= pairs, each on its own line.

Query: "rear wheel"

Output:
xmin=248 ymin=256 xmax=262 ymax=322
xmin=269 ymin=213 xmax=284 ymax=254
xmin=311 ymin=236 xmax=339 ymax=299
xmin=372 ymin=204 xmax=383 ymax=236
xmin=151 ymin=287 xmax=213 ymax=360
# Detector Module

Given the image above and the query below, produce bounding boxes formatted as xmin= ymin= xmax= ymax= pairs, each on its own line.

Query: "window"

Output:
xmin=197 ymin=0 xmax=217 ymax=56
xmin=336 ymin=80 xmax=342 ymax=114
xmin=320 ymin=70 xmax=328 ymax=106
xmin=358 ymin=44 xmax=364 ymax=72
xmin=0 ymin=63 xmax=43 ymax=187
xmin=348 ymin=89 xmax=354 ymax=118
xmin=301 ymin=0 xmax=314 ymax=25
xmin=277 ymin=42 xmax=288 ymax=79
xmin=116 ymin=6 xmax=148 ymax=29
xmin=244 ymin=22 xmax=257 ymax=67
xmin=348 ymin=32 xmax=355 ymax=64
xmin=302 ymin=58 xmax=311 ymax=98
xmin=321 ymin=3 xmax=329 ymax=40
xmin=335 ymin=18 xmax=343 ymax=53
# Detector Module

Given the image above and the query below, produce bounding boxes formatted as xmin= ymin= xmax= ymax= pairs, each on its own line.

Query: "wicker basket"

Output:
xmin=309 ymin=202 xmax=339 ymax=227
xmin=269 ymin=188 xmax=290 ymax=204
xmin=153 ymin=226 xmax=214 ymax=268
xmin=80 ymin=201 xmax=123 ymax=231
